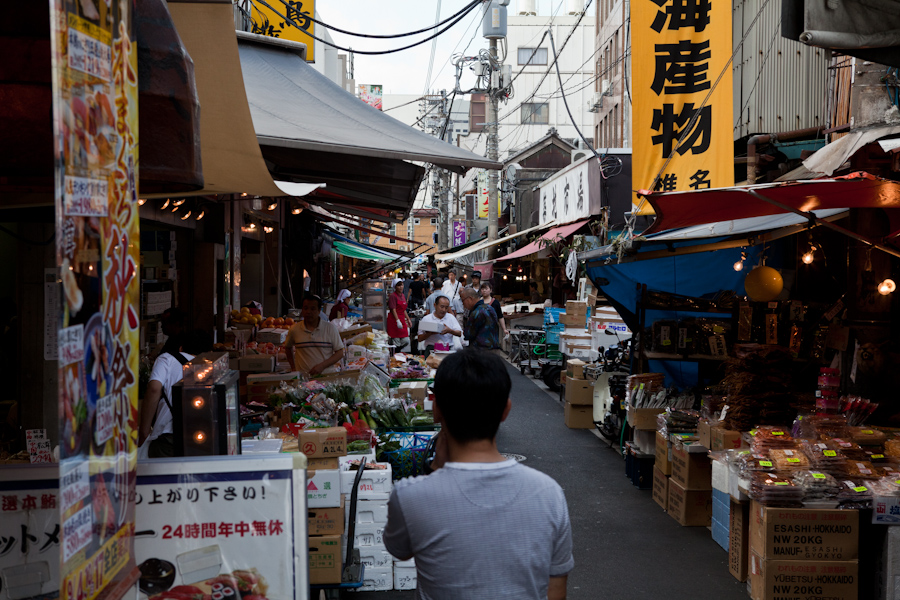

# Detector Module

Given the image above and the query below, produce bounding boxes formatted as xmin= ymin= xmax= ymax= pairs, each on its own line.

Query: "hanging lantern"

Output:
xmin=744 ymin=266 xmax=783 ymax=302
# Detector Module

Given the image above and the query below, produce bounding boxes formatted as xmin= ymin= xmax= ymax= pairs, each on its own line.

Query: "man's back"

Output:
xmin=383 ymin=460 xmax=573 ymax=600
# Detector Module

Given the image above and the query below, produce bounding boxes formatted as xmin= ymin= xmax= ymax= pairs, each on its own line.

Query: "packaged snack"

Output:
xmin=791 ymin=470 xmax=840 ymax=500
xmin=749 ymin=472 xmax=804 ymax=507
xmin=850 ymin=427 xmax=887 ymax=446
xmin=770 ymin=447 xmax=810 ymax=472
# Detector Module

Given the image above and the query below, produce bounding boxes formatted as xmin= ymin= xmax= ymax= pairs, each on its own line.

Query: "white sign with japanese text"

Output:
xmin=57 ymin=324 xmax=84 ymax=366
xmin=538 ymin=157 xmax=596 ymax=226
xmin=135 ymin=455 xmax=308 ymax=600
xmin=0 ymin=466 xmax=62 ymax=599
xmin=873 ymin=495 xmax=900 ymax=524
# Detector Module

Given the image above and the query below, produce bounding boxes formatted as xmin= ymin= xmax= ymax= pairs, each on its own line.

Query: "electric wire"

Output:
xmin=384 ymin=95 xmax=426 ymax=112
xmin=258 ymin=0 xmax=479 ymax=55
xmin=293 ymin=0 xmax=482 ymax=39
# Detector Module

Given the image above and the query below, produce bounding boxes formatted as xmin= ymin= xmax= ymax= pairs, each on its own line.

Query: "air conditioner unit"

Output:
xmin=588 ymin=92 xmax=603 ymax=113
xmin=400 ymin=245 xmax=407 ymax=251
xmin=600 ymin=79 xmax=613 ymax=97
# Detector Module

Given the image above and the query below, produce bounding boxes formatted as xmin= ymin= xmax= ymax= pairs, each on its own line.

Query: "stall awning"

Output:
xmin=496 ymin=219 xmax=590 ymax=261
xmin=308 ymin=205 xmax=426 ymax=247
xmin=641 ymin=172 xmax=900 ymax=235
xmin=434 ymin=221 xmax=557 ymax=262
xmin=158 ymin=1 xmax=302 ymax=199
xmin=803 ymin=125 xmax=900 ymax=176
xmin=237 ymin=36 xmax=500 ymax=174
xmin=323 ymin=230 xmax=403 ymax=261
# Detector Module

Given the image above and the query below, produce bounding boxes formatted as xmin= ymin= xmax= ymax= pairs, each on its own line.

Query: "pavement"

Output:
xmin=343 ymin=359 xmax=748 ymax=599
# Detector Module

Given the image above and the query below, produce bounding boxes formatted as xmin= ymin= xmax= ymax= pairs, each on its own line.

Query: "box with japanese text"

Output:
xmin=394 ymin=564 xmax=417 ymax=590
xmin=307 ymin=469 xmax=342 ymax=508
xmin=135 ymin=455 xmax=308 ymax=599
xmin=307 ymin=457 xmax=340 ymax=470
xmin=749 ymin=502 xmax=858 ymax=560
xmin=667 ymin=479 xmax=711 ymax=527
xmin=655 ymin=431 xmax=671 ymax=475
xmin=712 ymin=427 xmax=745 ymax=451
xmin=308 ymin=535 xmax=342 ymax=585
xmin=748 ymin=551 xmax=857 ymax=600
xmin=356 ymin=547 xmax=394 ymax=569
xmin=342 ymin=522 xmax=385 ymax=549
xmin=344 ymin=497 xmax=389 ymax=527
xmin=652 ymin=466 xmax=668 ymax=511
xmin=671 ymin=444 xmax=712 ymax=490
xmin=729 ymin=500 xmax=750 ymax=582
xmin=340 ymin=464 xmax=393 ymax=500
xmin=299 ymin=427 xmax=347 ymax=458
xmin=565 ymin=359 xmax=587 ymax=379
xmin=309 ymin=495 xmax=344 ymax=535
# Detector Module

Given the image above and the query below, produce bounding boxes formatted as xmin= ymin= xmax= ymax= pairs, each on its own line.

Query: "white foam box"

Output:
xmin=342 ymin=522 xmax=385 ymax=549
xmin=418 ymin=319 xmax=443 ymax=333
xmin=340 ymin=463 xmax=393 ymax=500
xmin=338 ymin=451 xmax=376 ymax=467
xmin=711 ymin=457 xmax=730 ymax=493
xmin=344 ymin=497 xmax=389 ymax=527
xmin=357 ymin=547 xmax=395 ymax=569
xmin=307 ymin=469 xmax=342 ymax=508
xmin=394 ymin=558 xmax=415 ymax=567
xmin=349 ymin=566 xmax=393 ymax=592
xmin=394 ymin=564 xmax=417 ymax=590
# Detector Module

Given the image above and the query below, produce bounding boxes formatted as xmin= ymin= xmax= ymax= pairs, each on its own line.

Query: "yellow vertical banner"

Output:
xmin=631 ymin=0 xmax=734 ymax=214
xmin=477 ymin=171 xmax=489 ymax=219
xmin=250 ymin=0 xmax=316 ymax=62
xmin=49 ymin=0 xmax=141 ymax=598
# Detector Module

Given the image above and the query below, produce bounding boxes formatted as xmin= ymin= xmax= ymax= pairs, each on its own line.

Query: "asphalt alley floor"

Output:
xmin=344 ymin=359 xmax=748 ymax=599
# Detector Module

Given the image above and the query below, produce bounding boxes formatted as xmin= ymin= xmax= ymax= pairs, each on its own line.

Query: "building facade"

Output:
xmin=367 ymin=208 xmax=440 ymax=256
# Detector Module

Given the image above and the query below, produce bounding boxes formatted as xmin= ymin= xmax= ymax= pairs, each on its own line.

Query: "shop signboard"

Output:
xmin=538 ymin=157 xmax=599 ymax=226
xmin=477 ymin=171 xmax=489 ymax=219
xmin=49 ymin=1 xmax=141 ymax=599
xmin=452 ymin=220 xmax=466 ymax=247
xmin=630 ymin=0 xmax=733 ymax=215
xmin=0 ymin=466 xmax=62 ymax=599
xmin=358 ymin=84 xmax=383 ymax=111
xmin=134 ymin=456 xmax=308 ymax=600
xmin=249 ymin=0 xmax=316 ymax=62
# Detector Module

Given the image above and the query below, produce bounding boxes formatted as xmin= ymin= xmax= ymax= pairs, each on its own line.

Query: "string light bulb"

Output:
xmin=801 ymin=248 xmax=815 ymax=264
xmin=161 ymin=199 xmax=170 ymax=209
xmin=137 ymin=198 xmax=146 ymax=206
xmin=172 ymin=199 xmax=186 ymax=206
xmin=196 ymin=210 xmax=205 ymax=220
xmin=181 ymin=211 xmax=192 ymax=221
xmin=263 ymin=226 xmax=274 ymax=234
xmin=292 ymin=207 xmax=303 ymax=215
xmin=733 ymin=251 xmax=747 ymax=272
xmin=878 ymin=279 xmax=896 ymax=295
xmin=268 ymin=202 xmax=278 ymax=211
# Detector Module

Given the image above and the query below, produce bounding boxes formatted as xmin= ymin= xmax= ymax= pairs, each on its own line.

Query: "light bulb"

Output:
xmin=733 ymin=260 xmax=744 ymax=272
xmin=878 ymin=278 xmax=896 ymax=295
xmin=292 ymin=207 xmax=302 ymax=215
xmin=263 ymin=226 xmax=274 ymax=233
xmin=194 ymin=431 xmax=206 ymax=442
xmin=192 ymin=397 xmax=205 ymax=408
xmin=172 ymin=199 xmax=185 ymax=206
xmin=161 ymin=199 xmax=170 ymax=209
xmin=196 ymin=210 xmax=205 ymax=220
xmin=181 ymin=211 xmax=192 ymax=220
xmin=240 ymin=192 xmax=248 ymax=197
xmin=801 ymin=249 xmax=814 ymax=264
xmin=268 ymin=202 xmax=278 ymax=211
xmin=137 ymin=198 xmax=146 ymax=206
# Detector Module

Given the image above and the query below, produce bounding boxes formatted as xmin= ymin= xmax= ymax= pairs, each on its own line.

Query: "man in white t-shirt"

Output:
xmin=440 ymin=269 xmax=461 ymax=302
xmin=417 ymin=294 xmax=461 ymax=353
xmin=383 ymin=350 xmax=574 ymax=599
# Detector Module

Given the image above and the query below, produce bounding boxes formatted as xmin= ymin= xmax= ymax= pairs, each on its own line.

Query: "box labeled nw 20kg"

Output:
xmin=749 ymin=501 xmax=859 ymax=561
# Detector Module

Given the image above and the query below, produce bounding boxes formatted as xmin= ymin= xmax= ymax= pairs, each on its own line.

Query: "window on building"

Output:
xmin=469 ymin=93 xmax=486 ymax=133
xmin=414 ymin=218 xmax=420 ymax=225
xmin=430 ymin=218 xmax=437 ymax=225
xmin=521 ymin=102 xmax=550 ymax=125
xmin=389 ymin=224 xmax=396 ymax=245
xmin=517 ymin=47 xmax=548 ymax=65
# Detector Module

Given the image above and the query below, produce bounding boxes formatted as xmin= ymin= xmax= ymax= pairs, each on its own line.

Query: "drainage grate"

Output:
xmin=501 ymin=453 xmax=526 ymax=462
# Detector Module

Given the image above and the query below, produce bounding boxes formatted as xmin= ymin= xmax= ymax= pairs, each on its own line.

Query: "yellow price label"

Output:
xmin=771 ymin=431 xmax=785 ymax=436
xmin=786 ymin=458 xmax=800 ymax=463
xmin=872 ymin=454 xmax=885 ymax=459
xmin=853 ymin=486 xmax=868 ymax=493
xmin=812 ymin=473 xmax=826 ymax=480
xmin=759 ymin=460 xmax=773 ymax=467
xmin=823 ymin=450 xmax=837 ymax=457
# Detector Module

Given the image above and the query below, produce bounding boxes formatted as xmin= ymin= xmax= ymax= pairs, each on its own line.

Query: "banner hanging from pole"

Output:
xmin=631 ymin=0 xmax=734 ymax=215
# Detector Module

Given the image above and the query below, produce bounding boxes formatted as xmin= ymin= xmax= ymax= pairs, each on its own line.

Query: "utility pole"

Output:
xmin=487 ymin=36 xmax=499 ymax=254
xmin=438 ymin=91 xmax=450 ymax=250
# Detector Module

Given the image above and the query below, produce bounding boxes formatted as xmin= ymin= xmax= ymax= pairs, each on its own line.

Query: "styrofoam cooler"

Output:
xmin=394 ymin=563 xmax=417 ymax=590
xmin=340 ymin=463 xmax=393 ymax=500
xmin=344 ymin=498 xmax=389 ymax=528
xmin=348 ymin=566 xmax=393 ymax=592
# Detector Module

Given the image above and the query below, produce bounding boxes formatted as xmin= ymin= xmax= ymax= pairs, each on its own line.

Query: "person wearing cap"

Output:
xmin=387 ymin=278 xmax=412 ymax=350
xmin=330 ymin=289 xmax=351 ymax=321
xmin=284 ymin=294 xmax=344 ymax=377
xmin=470 ymin=271 xmax=482 ymax=290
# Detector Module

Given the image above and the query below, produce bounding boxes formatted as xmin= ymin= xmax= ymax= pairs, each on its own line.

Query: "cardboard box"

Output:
xmin=339 ymin=323 xmax=373 ymax=340
xmin=256 ymin=328 xmax=289 ymax=345
xmin=565 ymin=300 xmax=588 ymax=315
xmin=729 ymin=500 xmax=750 ymax=582
xmin=565 ymin=377 xmax=594 ymax=405
xmin=667 ymin=479 xmax=712 ymax=527
xmin=307 ymin=469 xmax=341 ymax=508
xmin=697 ymin=420 xmax=712 ymax=449
xmin=652 ymin=466 xmax=669 ymax=511
xmin=655 ymin=431 xmax=672 ymax=476
xmin=308 ymin=535 xmax=342 ymax=584
xmin=238 ymin=354 xmax=275 ymax=373
xmin=397 ymin=381 xmax=428 ymax=403
xmin=564 ymin=402 xmax=594 ymax=429
xmin=307 ymin=457 xmax=340 ymax=470
xmin=340 ymin=464 xmax=393 ymax=500
xmin=748 ymin=551 xmax=858 ymax=600
xmin=245 ymin=371 xmax=301 ymax=402
xmin=712 ymin=427 xmax=745 ymax=451
xmin=626 ymin=406 xmax=665 ymax=431
xmin=671 ymin=444 xmax=712 ymax=490
xmin=560 ymin=313 xmax=586 ymax=328
xmin=394 ymin=564 xmax=417 ymax=591
xmin=566 ymin=359 xmax=587 ymax=379
xmin=299 ymin=427 xmax=347 ymax=458
xmin=749 ymin=502 xmax=859 ymax=561
xmin=309 ymin=495 xmax=344 ymax=535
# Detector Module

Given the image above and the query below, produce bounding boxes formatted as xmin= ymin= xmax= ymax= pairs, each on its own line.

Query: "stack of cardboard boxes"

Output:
xmin=747 ymin=502 xmax=859 ymax=600
xmin=560 ymin=300 xmax=588 ymax=329
xmin=563 ymin=359 xmax=594 ymax=429
xmin=667 ymin=440 xmax=713 ymax=527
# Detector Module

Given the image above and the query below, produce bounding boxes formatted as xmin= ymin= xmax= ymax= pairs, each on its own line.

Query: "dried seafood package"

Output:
xmin=737 ymin=453 xmax=776 ymax=480
xmin=850 ymin=427 xmax=887 ymax=446
xmin=791 ymin=470 xmax=840 ymax=500
xmin=886 ymin=438 xmax=900 ymax=458
xmin=749 ymin=472 xmax=804 ymax=507
xmin=770 ymin=447 xmax=810 ymax=472
xmin=836 ymin=480 xmax=873 ymax=509
xmin=801 ymin=442 xmax=847 ymax=477
xmin=845 ymin=460 xmax=879 ymax=480
xmin=751 ymin=426 xmax=795 ymax=453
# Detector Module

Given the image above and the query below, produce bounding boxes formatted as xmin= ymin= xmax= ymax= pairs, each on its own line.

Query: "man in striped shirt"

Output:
xmin=284 ymin=294 xmax=344 ymax=376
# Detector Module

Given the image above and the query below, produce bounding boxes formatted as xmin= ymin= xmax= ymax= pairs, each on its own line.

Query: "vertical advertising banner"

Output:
xmin=631 ymin=0 xmax=733 ymax=214
xmin=358 ymin=84 xmax=383 ymax=110
xmin=249 ymin=0 xmax=316 ymax=62
xmin=49 ymin=1 xmax=141 ymax=599
xmin=452 ymin=220 xmax=467 ymax=247
xmin=476 ymin=171 xmax=489 ymax=219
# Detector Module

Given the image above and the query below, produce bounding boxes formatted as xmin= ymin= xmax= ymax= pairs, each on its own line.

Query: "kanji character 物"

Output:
xmin=651 ymin=103 xmax=712 ymax=158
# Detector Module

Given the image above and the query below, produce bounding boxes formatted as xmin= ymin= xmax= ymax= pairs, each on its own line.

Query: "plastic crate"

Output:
xmin=380 ymin=431 xmax=437 ymax=480
xmin=545 ymin=324 xmax=564 ymax=345
xmin=543 ymin=308 xmax=566 ymax=326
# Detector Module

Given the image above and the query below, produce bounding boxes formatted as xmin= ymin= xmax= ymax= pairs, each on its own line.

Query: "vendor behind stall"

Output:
xmin=284 ymin=294 xmax=344 ymax=376
xmin=417 ymin=294 xmax=462 ymax=355
xmin=330 ymin=289 xmax=351 ymax=321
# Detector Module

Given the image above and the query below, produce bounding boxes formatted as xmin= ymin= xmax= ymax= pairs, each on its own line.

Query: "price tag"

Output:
xmin=759 ymin=460 xmax=773 ymax=467
xmin=786 ymin=458 xmax=800 ymax=463
xmin=812 ymin=473 xmax=826 ymax=480
xmin=853 ymin=486 xmax=868 ymax=493
xmin=771 ymin=431 xmax=784 ymax=436
xmin=750 ymin=429 xmax=758 ymax=436
xmin=774 ymin=482 xmax=790 ymax=486
xmin=823 ymin=450 xmax=837 ymax=457
xmin=862 ymin=430 xmax=874 ymax=434
xmin=872 ymin=454 xmax=885 ymax=459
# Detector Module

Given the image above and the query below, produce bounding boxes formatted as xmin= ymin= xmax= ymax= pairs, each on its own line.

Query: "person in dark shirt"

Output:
xmin=474 ymin=281 xmax=508 ymax=338
xmin=407 ymin=272 xmax=429 ymax=309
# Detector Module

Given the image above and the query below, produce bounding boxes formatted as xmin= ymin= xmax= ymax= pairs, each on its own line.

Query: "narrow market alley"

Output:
xmin=349 ymin=359 xmax=748 ymax=600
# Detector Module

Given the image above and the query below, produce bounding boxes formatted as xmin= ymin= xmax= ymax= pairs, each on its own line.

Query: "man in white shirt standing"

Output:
xmin=417 ymin=294 xmax=462 ymax=354
xmin=440 ymin=269 xmax=461 ymax=302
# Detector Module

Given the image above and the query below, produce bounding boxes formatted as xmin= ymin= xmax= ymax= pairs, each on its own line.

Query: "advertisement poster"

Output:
xmin=48 ymin=1 xmax=141 ymax=599
xmin=134 ymin=456 xmax=307 ymax=600
xmin=452 ymin=220 xmax=467 ymax=247
xmin=476 ymin=171 xmax=489 ymax=219
xmin=358 ymin=84 xmax=383 ymax=111
xmin=538 ymin=156 xmax=599 ymax=226
xmin=631 ymin=0 xmax=733 ymax=214
xmin=0 ymin=466 xmax=62 ymax=599
xmin=249 ymin=0 xmax=316 ymax=62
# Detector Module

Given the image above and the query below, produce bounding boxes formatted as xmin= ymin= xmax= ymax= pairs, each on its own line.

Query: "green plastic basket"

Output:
xmin=380 ymin=431 xmax=437 ymax=480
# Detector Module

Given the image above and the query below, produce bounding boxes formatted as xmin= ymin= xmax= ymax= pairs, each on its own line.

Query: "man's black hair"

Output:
xmin=301 ymin=293 xmax=323 ymax=309
xmin=183 ymin=329 xmax=213 ymax=355
xmin=529 ymin=281 xmax=538 ymax=290
xmin=433 ymin=349 xmax=511 ymax=442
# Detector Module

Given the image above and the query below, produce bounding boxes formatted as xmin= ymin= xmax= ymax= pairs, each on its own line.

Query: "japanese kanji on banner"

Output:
xmin=134 ymin=456 xmax=308 ymax=600
xmin=48 ymin=0 xmax=141 ymax=598
xmin=250 ymin=0 xmax=316 ymax=62
xmin=631 ymin=0 xmax=734 ymax=214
